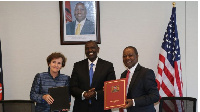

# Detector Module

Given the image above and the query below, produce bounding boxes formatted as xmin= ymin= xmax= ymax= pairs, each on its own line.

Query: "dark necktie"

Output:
xmin=119 ymin=70 xmax=130 ymax=112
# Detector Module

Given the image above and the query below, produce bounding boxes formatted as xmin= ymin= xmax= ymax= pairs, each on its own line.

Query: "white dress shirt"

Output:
xmin=123 ymin=62 xmax=138 ymax=112
xmin=82 ymin=57 xmax=98 ymax=100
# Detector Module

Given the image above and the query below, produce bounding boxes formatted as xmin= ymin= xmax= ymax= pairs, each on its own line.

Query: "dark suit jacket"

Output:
xmin=66 ymin=19 xmax=95 ymax=35
xmin=70 ymin=58 xmax=116 ymax=112
xmin=120 ymin=64 xmax=159 ymax=112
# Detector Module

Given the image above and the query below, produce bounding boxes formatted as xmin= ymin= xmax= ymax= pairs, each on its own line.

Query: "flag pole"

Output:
xmin=172 ymin=2 xmax=176 ymax=7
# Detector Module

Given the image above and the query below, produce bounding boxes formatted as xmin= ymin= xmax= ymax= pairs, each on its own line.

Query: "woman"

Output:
xmin=30 ymin=52 xmax=70 ymax=112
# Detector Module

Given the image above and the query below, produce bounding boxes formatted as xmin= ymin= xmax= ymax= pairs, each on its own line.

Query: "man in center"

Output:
xmin=70 ymin=40 xmax=116 ymax=112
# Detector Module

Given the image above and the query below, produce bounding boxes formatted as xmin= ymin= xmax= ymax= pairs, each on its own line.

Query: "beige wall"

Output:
xmin=0 ymin=1 xmax=198 ymax=112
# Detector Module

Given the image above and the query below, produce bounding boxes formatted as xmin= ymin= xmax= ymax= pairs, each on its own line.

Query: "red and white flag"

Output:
xmin=156 ymin=6 xmax=184 ymax=112
xmin=65 ymin=1 xmax=72 ymax=23
xmin=0 ymin=40 xmax=3 ymax=100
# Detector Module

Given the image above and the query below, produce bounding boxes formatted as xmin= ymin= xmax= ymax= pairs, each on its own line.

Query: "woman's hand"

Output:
xmin=60 ymin=102 xmax=71 ymax=112
xmin=42 ymin=94 xmax=54 ymax=104
xmin=60 ymin=109 xmax=69 ymax=112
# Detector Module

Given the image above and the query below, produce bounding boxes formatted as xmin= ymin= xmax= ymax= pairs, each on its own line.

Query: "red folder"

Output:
xmin=104 ymin=78 xmax=126 ymax=110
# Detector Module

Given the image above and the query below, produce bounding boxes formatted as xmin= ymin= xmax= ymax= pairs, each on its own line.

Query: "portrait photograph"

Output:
xmin=59 ymin=1 xmax=100 ymax=45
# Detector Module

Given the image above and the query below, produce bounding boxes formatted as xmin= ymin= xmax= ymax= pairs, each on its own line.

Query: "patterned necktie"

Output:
xmin=119 ymin=70 xmax=130 ymax=112
xmin=89 ymin=63 xmax=94 ymax=86
xmin=75 ymin=24 xmax=81 ymax=35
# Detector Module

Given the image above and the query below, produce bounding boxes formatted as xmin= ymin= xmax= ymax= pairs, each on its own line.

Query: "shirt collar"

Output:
xmin=88 ymin=57 xmax=98 ymax=66
xmin=76 ymin=18 xmax=86 ymax=26
xmin=128 ymin=62 xmax=139 ymax=73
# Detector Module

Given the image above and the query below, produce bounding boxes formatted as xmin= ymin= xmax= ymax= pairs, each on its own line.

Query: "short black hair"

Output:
xmin=75 ymin=2 xmax=86 ymax=10
xmin=124 ymin=46 xmax=138 ymax=56
xmin=85 ymin=40 xmax=99 ymax=48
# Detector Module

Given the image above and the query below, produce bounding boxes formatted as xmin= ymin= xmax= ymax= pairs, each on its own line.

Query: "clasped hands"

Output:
xmin=83 ymin=88 xmax=96 ymax=99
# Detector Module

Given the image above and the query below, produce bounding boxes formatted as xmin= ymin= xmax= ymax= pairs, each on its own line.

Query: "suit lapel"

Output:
xmin=72 ymin=21 xmax=76 ymax=35
xmin=83 ymin=59 xmax=90 ymax=87
xmin=81 ymin=19 xmax=88 ymax=34
xmin=128 ymin=64 xmax=141 ymax=94
xmin=91 ymin=58 xmax=103 ymax=87
xmin=121 ymin=71 xmax=127 ymax=79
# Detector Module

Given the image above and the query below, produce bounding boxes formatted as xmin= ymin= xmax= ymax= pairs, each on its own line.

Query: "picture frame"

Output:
xmin=59 ymin=1 xmax=100 ymax=45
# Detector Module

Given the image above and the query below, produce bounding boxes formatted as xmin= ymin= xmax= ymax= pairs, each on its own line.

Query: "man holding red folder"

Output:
xmin=120 ymin=46 xmax=159 ymax=112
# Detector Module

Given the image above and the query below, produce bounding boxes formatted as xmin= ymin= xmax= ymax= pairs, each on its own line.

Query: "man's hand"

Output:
xmin=123 ymin=99 xmax=133 ymax=109
xmin=83 ymin=91 xmax=90 ymax=99
xmin=83 ymin=88 xmax=96 ymax=99
xmin=42 ymin=94 xmax=54 ymax=105
xmin=88 ymin=88 xmax=96 ymax=98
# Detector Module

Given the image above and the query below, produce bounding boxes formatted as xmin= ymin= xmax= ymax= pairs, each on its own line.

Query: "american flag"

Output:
xmin=0 ymin=40 xmax=3 ymax=100
xmin=156 ymin=6 xmax=183 ymax=112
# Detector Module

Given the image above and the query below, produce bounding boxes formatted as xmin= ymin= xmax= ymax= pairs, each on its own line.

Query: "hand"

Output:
xmin=87 ymin=88 xmax=96 ymax=98
xmin=83 ymin=91 xmax=90 ymax=99
xmin=42 ymin=94 xmax=54 ymax=105
xmin=83 ymin=88 xmax=96 ymax=99
xmin=60 ymin=102 xmax=71 ymax=111
xmin=60 ymin=109 xmax=69 ymax=112
xmin=123 ymin=99 xmax=133 ymax=109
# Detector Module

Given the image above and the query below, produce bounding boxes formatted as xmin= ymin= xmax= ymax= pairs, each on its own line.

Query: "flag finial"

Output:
xmin=172 ymin=2 xmax=176 ymax=7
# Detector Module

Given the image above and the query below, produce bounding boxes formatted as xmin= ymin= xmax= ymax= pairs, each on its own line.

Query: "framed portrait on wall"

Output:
xmin=59 ymin=1 xmax=100 ymax=45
